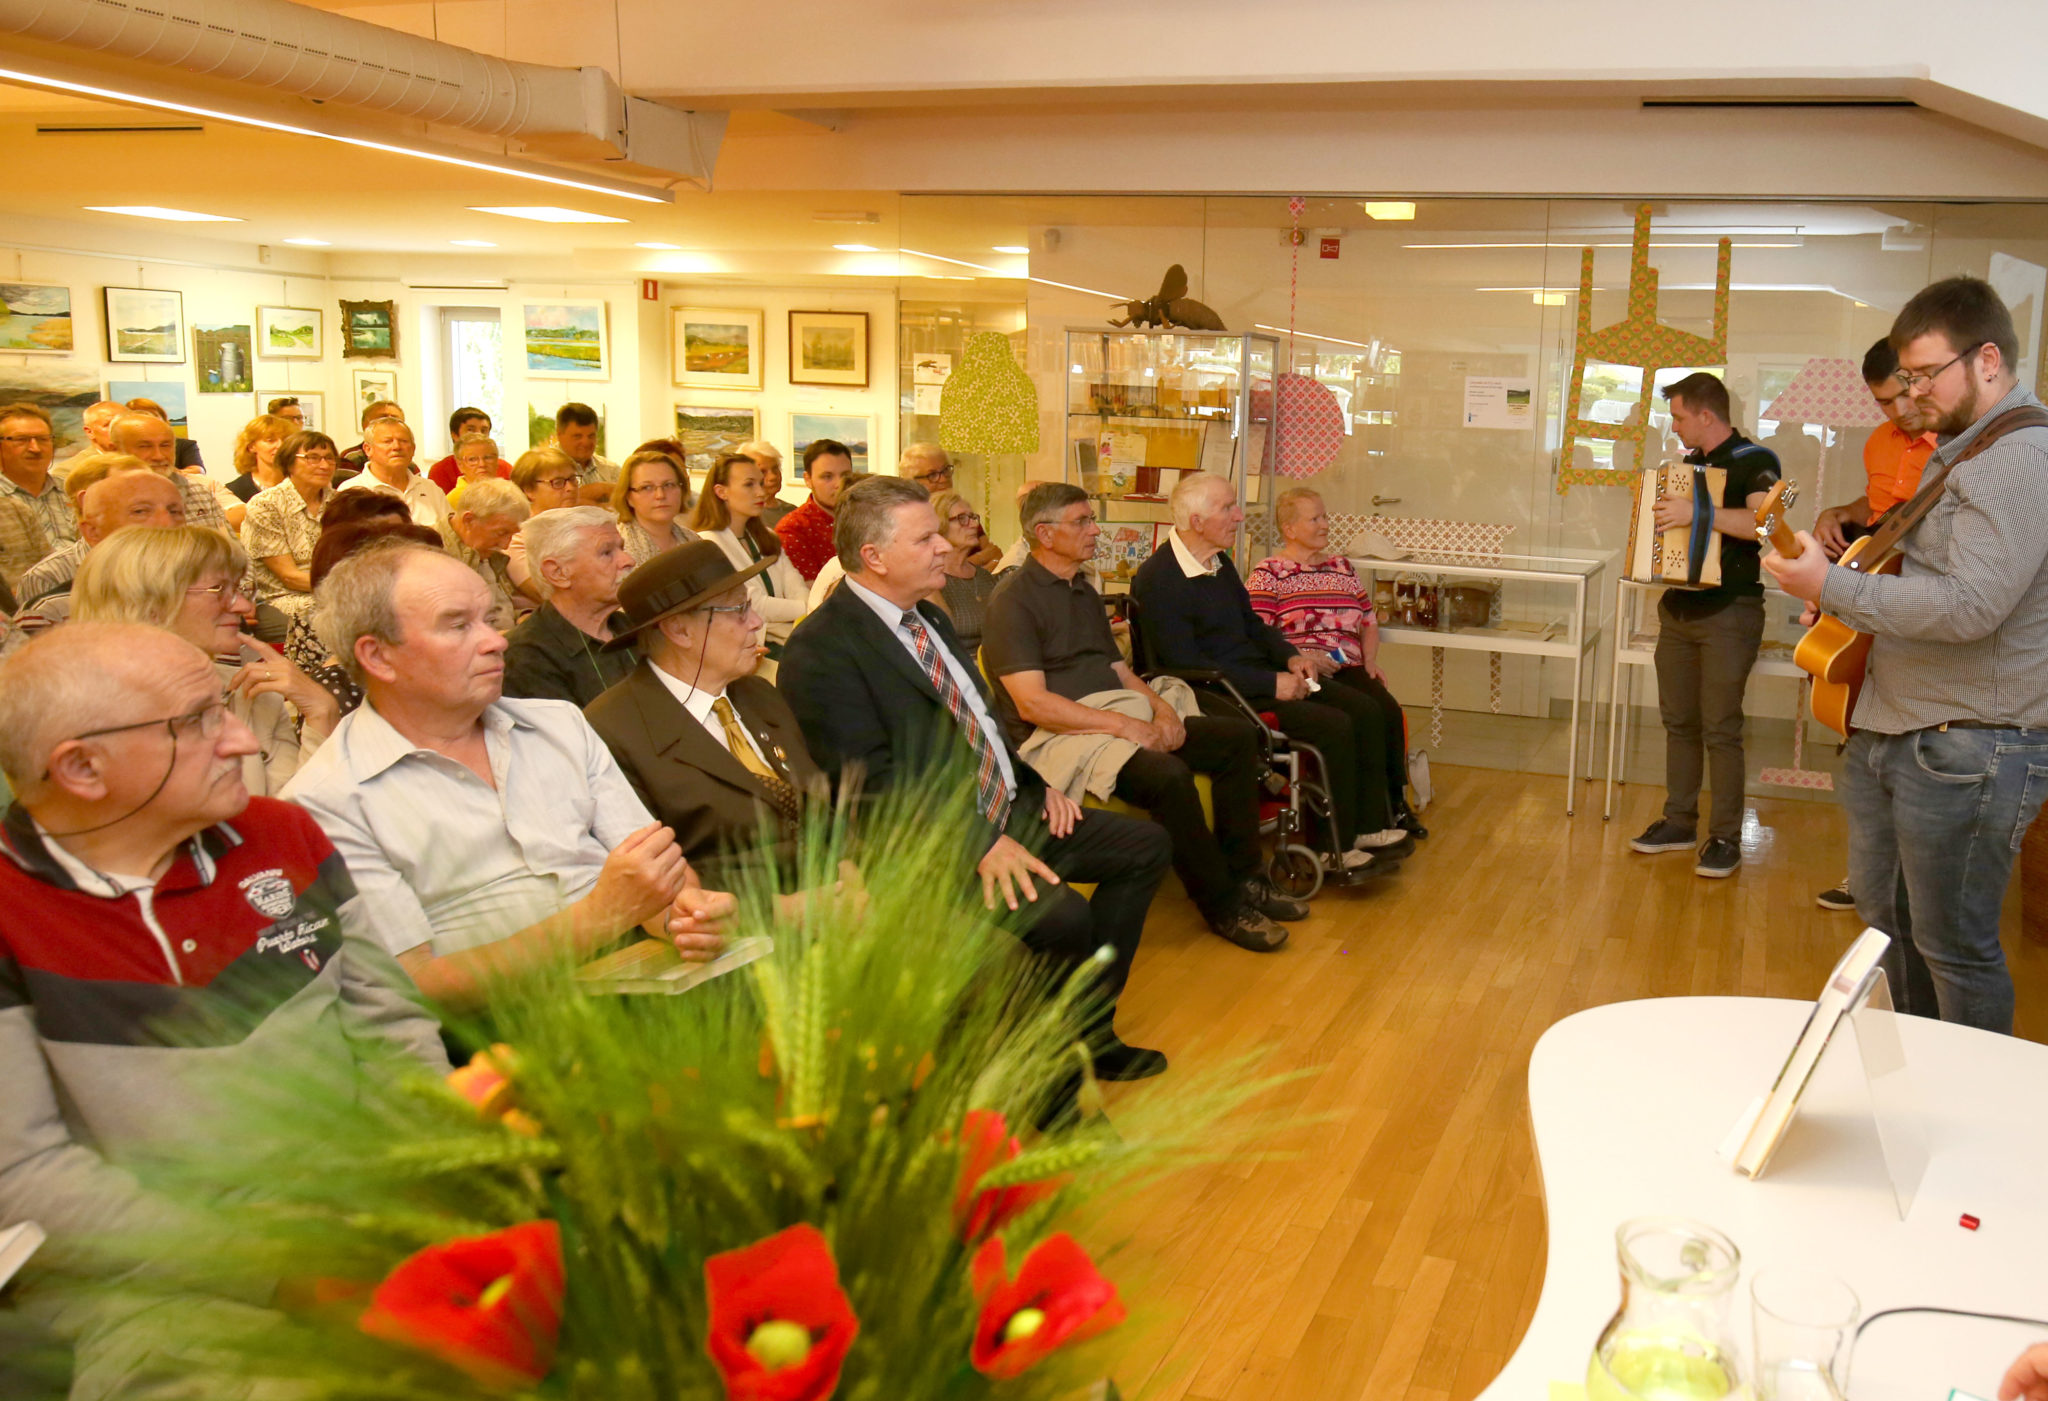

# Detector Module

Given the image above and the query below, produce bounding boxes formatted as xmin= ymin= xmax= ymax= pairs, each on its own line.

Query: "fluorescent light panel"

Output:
xmin=1363 ymin=201 xmax=1416 ymax=221
xmin=282 ymin=236 xmax=330 ymax=246
xmin=635 ymin=241 xmax=682 ymax=249
xmin=86 ymin=204 xmax=238 ymax=222
xmin=833 ymin=243 xmax=880 ymax=252
xmin=468 ymin=206 xmax=628 ymax=224
xmin=992 ymin=244 xmax=1031 ymax=255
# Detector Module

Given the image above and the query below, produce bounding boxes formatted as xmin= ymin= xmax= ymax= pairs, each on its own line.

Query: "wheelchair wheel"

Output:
xmin=1269 ymin=843 xmax=1324 ymax=902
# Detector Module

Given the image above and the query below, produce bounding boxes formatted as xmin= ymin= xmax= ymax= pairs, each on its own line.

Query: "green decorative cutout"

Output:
xmin=939 ymin=332 xmax=1040 ymax=456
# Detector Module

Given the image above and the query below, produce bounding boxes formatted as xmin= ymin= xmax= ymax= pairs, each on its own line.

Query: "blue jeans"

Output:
xmin=1840 ymin=725 xmax=2048 ymax=1033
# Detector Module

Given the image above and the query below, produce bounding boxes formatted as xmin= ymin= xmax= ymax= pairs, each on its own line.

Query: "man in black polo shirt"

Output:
xmin=982 ymin=482 xmax=1307 ymax=952
xmin=1630 ymin=371 xmax=1781 ymax=878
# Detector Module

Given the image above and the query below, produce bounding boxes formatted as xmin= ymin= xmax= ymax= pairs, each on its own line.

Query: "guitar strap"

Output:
xmin=1853 ymin=404 xmax=2048 ymax=571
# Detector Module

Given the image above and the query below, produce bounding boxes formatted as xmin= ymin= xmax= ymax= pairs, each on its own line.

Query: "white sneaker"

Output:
xmin=1353 ymin=829 xmax=1409 ymax=850
xmin=1337 ymin=849 xmax=1378 ymax=871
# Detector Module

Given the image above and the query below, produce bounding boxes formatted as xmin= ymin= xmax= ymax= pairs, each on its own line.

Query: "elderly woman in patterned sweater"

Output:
xmin=1246 ymin=486 xmax=1427 ymax=839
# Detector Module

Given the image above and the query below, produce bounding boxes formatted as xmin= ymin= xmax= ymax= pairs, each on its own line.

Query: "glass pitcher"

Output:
xmin=1586 ymin=1217 xmax=1743 ymax=1401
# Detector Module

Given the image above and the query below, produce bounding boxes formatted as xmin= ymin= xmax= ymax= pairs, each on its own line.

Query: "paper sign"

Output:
xmin=912 ymin=352 xmax=952 ymax=386
xmin=913 ymin=384 xmax=944 ymax=415
xmin=1101 ymin=430 xmax=1148 ymax=468
xmin=1464 ymin=376 xmax=1534 ymax=430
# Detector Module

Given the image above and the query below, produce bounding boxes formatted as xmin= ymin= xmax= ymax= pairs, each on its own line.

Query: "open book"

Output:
xmin=575 ymin=935 xmax=772 ymax=996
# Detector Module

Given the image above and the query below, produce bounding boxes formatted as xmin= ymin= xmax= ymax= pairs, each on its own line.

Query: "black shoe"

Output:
xmin=1211 ymin=905 xmax=1289 ymax=952
xmin=1816 ymin=880 xmax=1854 ymax=911
xmin=1695 ymin=837 xmax=1741 ymax=879
xmin=1630 ymin=819 xmax=1696 ymax=854
xmin=1094 ymin=1040 xmax=1168 ymax=1082
xmin=1394 ymin=807 xmax=1430 ymax=840
xmin=1240 ymin=875 xmax=1311 ymax=922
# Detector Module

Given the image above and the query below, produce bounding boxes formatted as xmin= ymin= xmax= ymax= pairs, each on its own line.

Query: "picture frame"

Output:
xmin=672 ymin=306 xmax=762 ymax=391
xmin=102 ymin=285 xmax=185 ymax=363
xmin=788 ymin=310 xmax=869 ymax=388
xmin=788 ymin=411 xmax=872 ymax=473
xmin=522 ymin=300 xmax=609 ymax=380
xmin=674 ymin=403 xmax=761 ymax=476
xmin=526 ymin=402 xmax=607 ymax=458
xmin=351 ymin=368 xmax=399 ymax=421
xmin=105 ymin=379 xmax=189 ymax=438
xmin=257 ymin=388 xmax=324 ymax=433
xmin=255 ymin=305 xmax=323 ymax=360
xmin=340 ymin=298 xmax=397 ymax=361
xmin=0 ymin=362 xmax=97 ymax=454
xmin=191 ymin=322 xmax=254 ymax=394
xmin=0 ymin=283 xmax=73 ymax=354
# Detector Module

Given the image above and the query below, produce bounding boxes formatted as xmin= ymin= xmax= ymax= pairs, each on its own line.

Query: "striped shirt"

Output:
xmin=1245 ymin=552 xmax=1373 ymax=666
xmin=0 ymin=471 xmax=75 ymax=548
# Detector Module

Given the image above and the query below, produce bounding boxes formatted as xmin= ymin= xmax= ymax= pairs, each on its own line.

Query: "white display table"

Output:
xmin=1481 ymin=997 xmax=2048 ymax=1401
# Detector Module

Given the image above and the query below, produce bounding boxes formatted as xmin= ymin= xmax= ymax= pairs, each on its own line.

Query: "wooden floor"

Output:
xmin=1098 ymin=762 xmax=2048 ymax=1401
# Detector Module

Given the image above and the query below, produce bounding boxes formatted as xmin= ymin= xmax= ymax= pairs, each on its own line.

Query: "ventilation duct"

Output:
xmin=0 ymin=0 xmax=723 ymax=183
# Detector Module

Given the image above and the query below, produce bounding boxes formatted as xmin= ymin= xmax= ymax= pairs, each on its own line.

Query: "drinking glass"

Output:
xmin=1751 ymin=1268 xmax=1858 ymax=1401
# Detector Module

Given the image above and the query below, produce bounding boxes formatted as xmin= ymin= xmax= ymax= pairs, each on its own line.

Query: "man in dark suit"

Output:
xmin=778 ymin=476 xmax=1172 ymax=1082
xmin=587 ymin=541 xmax=823 ymax=896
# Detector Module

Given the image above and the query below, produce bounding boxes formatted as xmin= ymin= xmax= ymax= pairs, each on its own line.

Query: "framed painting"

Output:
xmin=674 ymin=403 xmax=760 ymax=475
xmin=0 ymin=283 xmax=73 ymax=354
xmin=258 ymin=388 xmax=324 ymax=433
xmin=522 ymin=301 xmax=609 ymax=380
xmin=192 ymin=322 xmax=254 ymax=394
xmin=351 ymin=368 xmax=399 ymax=420
xmin=0 ymin=362 xmax=97 ymax=454
xmin=526 ymin=402 xmax=607 ymax=458
xmin=788 ymin=411 xmax=871 ymax=473
xmin=788 ymin=309 xmax=869 ymax=388
xmin=672 ymin=306 xmax=762 ymax=391
xmin=256 ymin=305 xmax=322 ymax=359
xmin=102 ymin=285 xmax=185 ymax=363
xmin=105 ymin=379 xmax=189 ymax=438
xmin=340 ymin=298 xmax=397 ymax=360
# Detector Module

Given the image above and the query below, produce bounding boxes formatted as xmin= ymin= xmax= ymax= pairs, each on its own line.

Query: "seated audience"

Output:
xmin=427 ymin=407 xmax=511 ymax=493
xmin=501 ymin=506 xmax=636 ymax=706
xmin=614 ymin=444 xmax=698 ymax=564
xmin=121 ymin=395 xmax=204 ymax=472
xmin=554 ymin=402 xmax=618 ymax=503
xmin=109 ymin=410 xmax=228 ymax=533
xmin=904 ymin=445 xmax=1003 ymax=569
xmin=281 ymin=541 xmax=732 ymax=1008
xmin=241 ymin=431 xmax=339 ymax=623
xmin=1134 ymin=473 xmax=1412 ymax=867
xmin=774 ymin=438 xmax=854 ymax=582
xmin=929 ymin=488 xmax=1000 ymax=651
xmin=0 ymin=402 xmax=76 ymax=548
xmin=1248 ymin=486 xmax=1425 ymax=839
xmin=692 ymin=452 xmax=805 ymax=651
xmin=506 ymin=447 xmax=584 ymax=598
xmin=586 ymin=542 xmax=825 ymax=892
xmin=740 ymin=439 xmax=795 ymax=529
xmin=339 ymin=399 xmax=404 ymax=477
xmin=50 ymin=399 xmax=122 ymax=482
xmin=443 ymin=432 xmax=508 ymax=510
xmin=283 ymin=502 xmax=440 ymax=716
xmin=266 ymin=395 xmax=305 ymax=430
xmin=0 ymin=622 xmax=446 ymax=1397
xmin=73 ymin=525 xmax=337 ymax=795
xmin=14 ymin=462 xmax=184 ymax=612
xmin=225 ymin=413 xmax=296 ymax=522
xmin=778 ymin=475 xmax=1172 ymax=1081
xmin=336 ymin=417 xmax=449 ymax=531
xmin=441 ymin=476 xmax=528 ymax=632
xmin=992 ymin=479 xmax=1103 ymax=590
xmin=984 ymin=482 xmax=1304 ymax=950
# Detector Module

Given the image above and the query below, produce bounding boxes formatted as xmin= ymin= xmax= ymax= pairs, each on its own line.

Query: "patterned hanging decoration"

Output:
xmin=939 ymin=332 xmax=1040 ymax=456
xmin=1255 ymin=195 xmax=1344 ymax=479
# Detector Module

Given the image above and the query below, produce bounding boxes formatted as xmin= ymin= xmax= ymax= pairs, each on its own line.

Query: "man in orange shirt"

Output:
xmin=1814 ymin=338 xmax=1939 ymax=559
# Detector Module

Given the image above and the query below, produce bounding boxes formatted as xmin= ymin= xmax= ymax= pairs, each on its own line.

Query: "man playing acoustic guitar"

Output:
xmin=1764 ymin=276 xmax=2048 ymax=1035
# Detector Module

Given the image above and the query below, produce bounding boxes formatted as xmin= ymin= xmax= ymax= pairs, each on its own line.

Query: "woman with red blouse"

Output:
xmin=1247 ymin=486 xmax=1426 ymax=838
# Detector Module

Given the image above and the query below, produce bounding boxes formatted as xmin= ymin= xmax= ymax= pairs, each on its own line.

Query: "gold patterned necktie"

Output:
xmin=711 ymin=696 xmax=803 ymax=828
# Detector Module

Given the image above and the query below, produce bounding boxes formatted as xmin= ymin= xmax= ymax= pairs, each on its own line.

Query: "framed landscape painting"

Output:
xmin=789 ymin=411 xmax=871 ymax=472
xmin=674 ymin=403 xmax=759 ymax=475
xmin=256 ymin=305 xmax=322 ymax=359
xmin=0 ymin=362 xmax=96 ymax=454
xmin=192 ymin=322 xmax=254 ymax=394
xmin=105 ymin=379 xmax=189 ymax=437
xmin=0 ymin=283 xmax=72 ymax=353
xmin=351 ymin=368 xmax=399 ymax=420
xmin=673 ymin=306 xmax=762 ymax=391
xmin=103 ymin=286 xmax=185 ymax=363
xmin=340 ymin=298 xmax=397 ymax=360
xmin=788 ymin=310 xmax=869 ymax=388
xmin=523 ymin=301 xmax=609 ymax=380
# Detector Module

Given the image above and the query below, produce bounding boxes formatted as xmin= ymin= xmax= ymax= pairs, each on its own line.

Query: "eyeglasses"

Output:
xmin=296 ymin=452 xmax=338 ymax=465
xmin=63 ymin=695 xmax=230 ymax=749
xmin=1894 ymin=343 xmax=1986 ymax=393
xmin=186 ymin=581 xmax=250 ymax=606
xmin=630 ymin=480 xmax=683 ymax=495
xmin=1055 ymin=513 xmax=1098 ymax=530
xmin=914 ymin=470 xmax=953 ymax=484
xmin=704 ymin=603 xmax=751 ymax=617
xmin=0 ymin=434 xmax=52 ymax=447
xmin=948 ymin=511 xmax=982 ymax=525
xmin=537 ymin=476 xmax=577 ymax=491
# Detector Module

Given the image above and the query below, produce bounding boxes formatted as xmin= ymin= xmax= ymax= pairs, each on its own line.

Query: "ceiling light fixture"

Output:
xmin=469 ymin=205 xmax=628 ymax=224
xmin=282 ymin=236 xmax=331 ymax=247
xmin=1363 ymin=201 xmax=1417 ymax=221
xmin=1404 ymin=240 xmax=1804 ymax=250
xmin=992 ymin=245 xmax=1031 ymax=255
xmin=1252 ymin=323 xmax=1371 ymax=349
xmin=86 ymin=204 xmax=239 ymax=222
xmin=2 ymin=67 xmax=667 ymax=205
xmin=635 ymin=241 xmax=683 ymax=250
xmin=1533 ymin=291 xmax=1568 ymax=306
xmin=899 ymin=248 xmax=1130 ymax=303
xmin=833 ymin=243 xmax=881 ymax=253
xmin=812 ymin=210 xmax=880 ymax=224
xmin=450 ymin=239 xmax=498 ymax=248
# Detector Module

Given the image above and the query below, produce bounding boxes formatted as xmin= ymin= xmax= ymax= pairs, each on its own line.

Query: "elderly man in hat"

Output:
xmin=585 ymin=541 xmax=826 ymax=895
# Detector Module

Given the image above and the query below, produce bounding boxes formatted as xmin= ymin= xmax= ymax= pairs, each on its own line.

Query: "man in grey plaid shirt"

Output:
xmin=1767 ymin=276 xmax=2048 ymax=1034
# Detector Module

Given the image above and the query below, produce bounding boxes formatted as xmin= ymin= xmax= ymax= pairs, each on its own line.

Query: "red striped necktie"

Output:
xmin=900 ymin=608 xmax=1008 ymax=827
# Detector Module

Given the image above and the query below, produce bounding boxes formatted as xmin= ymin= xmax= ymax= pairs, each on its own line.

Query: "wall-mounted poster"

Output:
xmin=340 ymin=299 xmax=397 ymax=360
xmin=789 ymin=412 xmax=871 ymax=472
xmin=192 ymin=322 xmax=254 ymax=394
xmin=258 ymin=388 xmax=324 ymax=433
xmin=788 ymin=310 xmax=869 ymax=388
xmin=672 ymin=306 xmax=762 ymax=391
xmin=523 ymin=301 xmax=609 ymax=380
xmin=0 ymin=362 xmax=97 ymax=454
xmin=102 ymin=286 xmax=185 ymax=363
xmin=256 ymin=305 xmax=322 ymax=360
xmin=351 ymin=368 xmax=399 ymax=420
xmin=106 ymin=379 xmax=189 ymax=438
xmin=0 ymin=283 xmax=73 ymax=353
xmin=674 ymin=404 xmax=760 ymax=475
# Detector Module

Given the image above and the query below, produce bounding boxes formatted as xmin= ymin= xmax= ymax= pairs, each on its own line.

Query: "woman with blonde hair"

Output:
xmin=928 ymin=488 xmax=999 ymax=651
xmin=737 ymin=438 xmax=794 ymax=528
xmin=689 ymin=452 xmax=805 ymax=648
xmin=610 ymin=444 xmax=697 ymax=564
xmin=73 ymin=523 xmax=338 ymax=794
xmin=507 ymin=446 xmax=583 ymax=600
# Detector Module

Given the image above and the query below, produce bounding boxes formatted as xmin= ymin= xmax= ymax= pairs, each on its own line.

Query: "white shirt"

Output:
xmin=703 ymin=525 xmax=807 ymax=643
xmin=841 ymin=575 xmax=1017 ymax=798
xmin=646 ymin=664 xmax=771 ymax=769
xmin=281 ymin=697 xmax=653 ymax=959
xmin=1167 ymin=526 xmax=1222 ymax=579
xmin=337 ymin=468 xmax=451 ymax=532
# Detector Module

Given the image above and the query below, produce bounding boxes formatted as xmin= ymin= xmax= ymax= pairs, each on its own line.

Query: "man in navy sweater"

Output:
xmin=1132 ymin=473 xmax=1410 ymax=873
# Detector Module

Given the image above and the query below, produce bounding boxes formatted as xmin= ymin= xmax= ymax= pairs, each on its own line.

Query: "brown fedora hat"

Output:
xmin=601 ymin=539 xmax=771 ymax=651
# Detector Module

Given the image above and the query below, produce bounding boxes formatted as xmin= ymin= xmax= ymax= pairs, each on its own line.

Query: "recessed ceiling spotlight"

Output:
xmin=450 ymin=239 xmax=497 ymax=248
xmin=1532 ymin=291 xmax=1568 ymax=306
xmin=1362 ymin=201 xmax=1417 ymax=221
xmin=992 ymin=245 xmax=1031 ymax=255
xmin=834 ymin=243 xmax=880 ymax=253
xmin=467 ymin=205 xmax=628 ymax=224
xmin=86 ymin=204 xmax=239 ymax=222
xmin=282 ymin=237 xmax=330 ymax=246
xmin=635 ymin=241 xmax=683 ymax=250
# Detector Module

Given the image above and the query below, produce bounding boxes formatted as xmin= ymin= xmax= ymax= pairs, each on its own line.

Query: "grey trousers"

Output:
xmin=1653 ymin=594 xmax=1765 ymax=841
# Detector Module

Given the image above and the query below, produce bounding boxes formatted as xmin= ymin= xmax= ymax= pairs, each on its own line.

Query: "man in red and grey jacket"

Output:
xmin=0 ymin=621 xmax=448 ymax=1399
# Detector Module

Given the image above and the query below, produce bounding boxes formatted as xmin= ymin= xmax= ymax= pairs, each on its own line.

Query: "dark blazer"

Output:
xmin=777 ymin=580 xmax=1045 ymax=864
xmin=585 ymin=664 xmax=820 ymax=891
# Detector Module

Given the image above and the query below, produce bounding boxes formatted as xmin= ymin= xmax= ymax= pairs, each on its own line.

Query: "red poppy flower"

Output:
xmin=359 ymin=1220 xmax=564 ymax=1389
xmin=952 ymin=1109 xmax=1059 ymax=1243
xmin=705 ymin=1224 xmax=860 ymax=1401
xmin=970 ymin=1234 xmax=1126 ymax=1379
